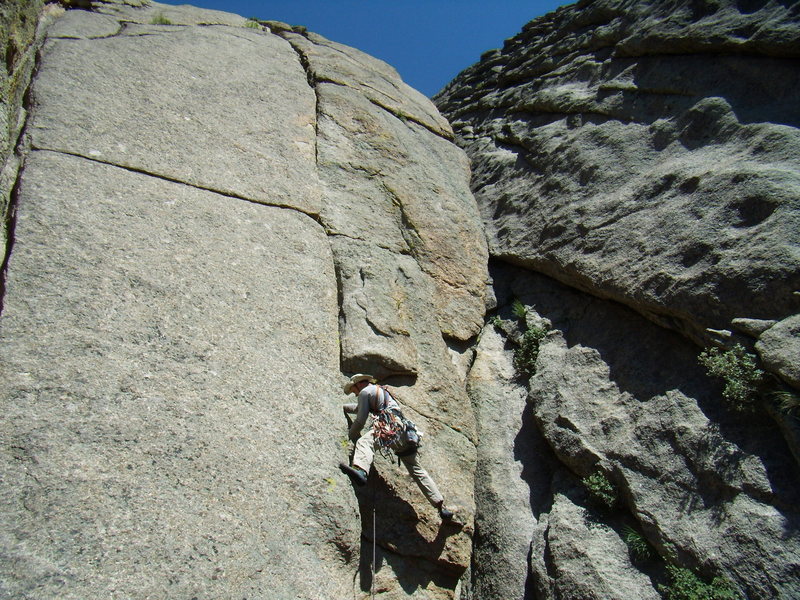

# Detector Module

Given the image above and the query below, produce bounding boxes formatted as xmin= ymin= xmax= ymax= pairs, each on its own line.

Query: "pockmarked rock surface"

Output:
xmin=0 ymin=2 xmax=487 ymax=598
xmin=435 ymin=0 xmax=800 ymax=359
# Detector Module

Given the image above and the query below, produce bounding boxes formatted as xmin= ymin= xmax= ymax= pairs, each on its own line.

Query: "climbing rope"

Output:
xmin=371 ymin=477 xmax=377 ymax=600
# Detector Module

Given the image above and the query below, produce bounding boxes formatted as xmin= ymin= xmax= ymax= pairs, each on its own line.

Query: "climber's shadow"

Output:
xmin=350 ymin=470 xmax=464 ymax=595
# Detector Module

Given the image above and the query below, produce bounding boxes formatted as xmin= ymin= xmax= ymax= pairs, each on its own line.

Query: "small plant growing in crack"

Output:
xmin=582 ymin=470 xmax=618 ymax=509
xmin=699 ymin=344 xmax=764 ymax=411
xmin=511 ymin=298 xmax=527 ymax=320
xmin=488 ymin=314 xmax=504 ymax=329
xmin=622 ymin=525 xmax=654 ymax=562
xmin=245 ymin=17 xmax=261 ymax=28
xmin=513 ymin=326 xmax=547 ymax=378
xmin=150 ymin=13 xmax=173 ymax=25
xmin=773 ymin=390 xmax=800 ymax=418
xmin=659 ymin=565 xmax=742 ymax=600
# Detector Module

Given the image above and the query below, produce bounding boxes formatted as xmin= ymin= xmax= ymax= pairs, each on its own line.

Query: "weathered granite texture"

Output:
xmin=440 ymin=1 xmax=800 ymax=599
xmin=435 ymin=0 xmax=800 ymax=362
xmin=1 ymin=0 xmax=54 ymax=293
xmin=0 ymin=2 xmax=487 ymax=598
xmin=470 ymin=263 xmax=800 ymax=600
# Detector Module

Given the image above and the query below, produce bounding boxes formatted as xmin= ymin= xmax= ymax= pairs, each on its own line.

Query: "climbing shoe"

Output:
xmin=339 ymin=463 xmax=367 ymax=487
xmin=438 ymin=502 xmax=464 ymax=527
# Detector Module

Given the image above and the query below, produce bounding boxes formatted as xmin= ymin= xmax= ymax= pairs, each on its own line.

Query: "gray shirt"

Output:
xmin=343 ymin=383 xmax=400 ymax=441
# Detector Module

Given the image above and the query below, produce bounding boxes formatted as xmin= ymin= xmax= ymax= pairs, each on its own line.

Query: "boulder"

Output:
xmin=757 ymin=315 xmax=800 ymax=389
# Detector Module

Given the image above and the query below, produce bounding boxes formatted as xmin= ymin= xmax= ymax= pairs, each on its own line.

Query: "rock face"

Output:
xmin=4 ymin=0 xmax=800 ymax=598
xmin=437 ymin=1 xmax=800 ymax=599
xmin=0 ymin=2 xmax=487 ymax=599
xmin=435 ymin=0 xmax=800 ymax=352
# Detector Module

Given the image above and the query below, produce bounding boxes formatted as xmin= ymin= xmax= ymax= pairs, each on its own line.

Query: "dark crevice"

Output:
xmin=1 ymin=19 xmax=46 ymax=317
xmin=0 ymin=163 xmax=24 ymax=317
xmin=331 ymin=259 xmax=348 ymax=373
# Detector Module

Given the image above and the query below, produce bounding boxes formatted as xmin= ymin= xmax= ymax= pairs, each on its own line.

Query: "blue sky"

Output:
xmin=157 ymin=1 xmax=571 ymax=96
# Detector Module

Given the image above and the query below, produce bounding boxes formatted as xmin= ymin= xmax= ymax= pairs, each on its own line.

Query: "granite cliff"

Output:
xmin=1 ymin=0 xmax=798 ymax=599
xmin=436 ymin=0 xmax=799 ymax=598
xmin=1 ymin=2 xmax=485 ymax=598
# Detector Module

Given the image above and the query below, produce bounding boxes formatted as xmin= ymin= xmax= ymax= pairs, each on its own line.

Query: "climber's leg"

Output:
xmin=399 ymin=451 xmax=444 ymax=507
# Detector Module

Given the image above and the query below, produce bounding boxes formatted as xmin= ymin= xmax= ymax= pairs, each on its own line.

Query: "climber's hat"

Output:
xmin=343 ymin=374 xmax=374 ymax=394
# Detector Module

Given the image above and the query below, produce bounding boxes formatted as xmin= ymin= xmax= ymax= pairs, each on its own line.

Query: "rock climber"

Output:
xmin=339 ymin=374 xmax=457 ymax=522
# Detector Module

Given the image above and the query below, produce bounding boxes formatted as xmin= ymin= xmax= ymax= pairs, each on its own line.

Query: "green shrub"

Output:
xmin=245 ymin=17 xmax=261 ymax=28
xmin=581 ymin=471 xmax=617 ymax=509
xmin=658 ymin=565 xmax=741 ymax=600
xmin=513 ymin=326 xmax=546 ymax=377
xmin=150 ymin=13 xmax=173 ymax=25
xmin=698 ymin=344 xmax=763 ymax=411
xmin=623 ymin=525 xmax=654 ymax=561
xmin=511 ymin=298 xmax=528 ymax=320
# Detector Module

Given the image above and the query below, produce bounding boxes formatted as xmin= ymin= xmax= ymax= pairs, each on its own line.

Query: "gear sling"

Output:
xmin=371 ymin=385 xmax=421 ymax=458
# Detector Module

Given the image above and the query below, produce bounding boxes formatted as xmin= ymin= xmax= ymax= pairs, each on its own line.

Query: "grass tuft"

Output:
xmin=622 ymin=525 xmax=654 ymax=561
xmin=581 ymin=471 xmax=617 ymax=509
xmin=150 ymin=13 xmax=173 ymax=25
xmin=511 ymin=298 xmax=527 ymax=320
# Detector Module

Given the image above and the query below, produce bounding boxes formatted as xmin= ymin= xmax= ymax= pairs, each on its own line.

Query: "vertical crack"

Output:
xmin=273 ymin=28 xmax=320 ymax=165
xmin=0 ymin=162 xmax=23 ymax=316
xmin=1 ymin=16 xmax=45 ymax=317
xmin=272 ymin=27 xmax=356 ymax=376
xmin=272 ymin=26 xmax=353 ymax=379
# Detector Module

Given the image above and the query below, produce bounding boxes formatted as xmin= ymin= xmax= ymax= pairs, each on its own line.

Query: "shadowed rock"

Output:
xmin=439 ymin=2 xmax=800 ymax=597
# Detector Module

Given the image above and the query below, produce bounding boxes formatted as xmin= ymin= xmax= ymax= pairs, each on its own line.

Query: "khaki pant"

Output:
xmin=352 ymin=426 xmax=444 ymax=507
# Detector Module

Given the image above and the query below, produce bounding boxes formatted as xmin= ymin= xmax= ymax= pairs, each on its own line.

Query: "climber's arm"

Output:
xmin=347 ymin=389 xmax=371 ymax=441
